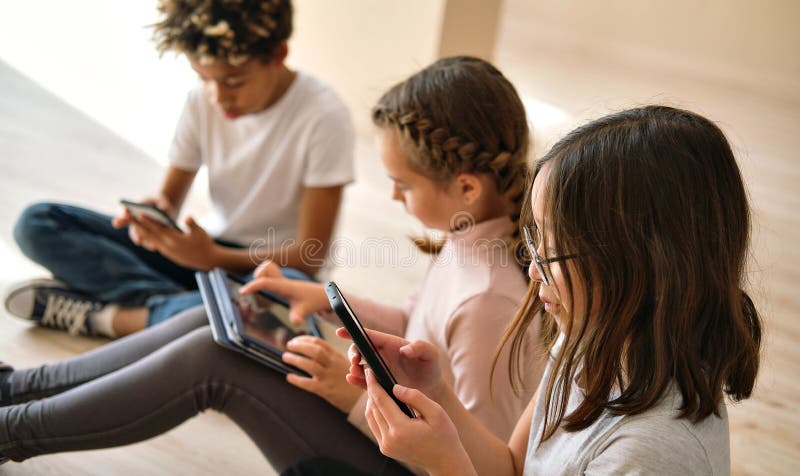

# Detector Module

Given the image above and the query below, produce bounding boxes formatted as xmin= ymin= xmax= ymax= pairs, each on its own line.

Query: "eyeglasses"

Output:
xmin=522 ymin=225 xmax=578 ymax=286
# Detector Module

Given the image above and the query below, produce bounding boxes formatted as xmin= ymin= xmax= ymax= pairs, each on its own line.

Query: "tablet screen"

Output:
xmin=224 ymin=277 xmax=312 ymax=351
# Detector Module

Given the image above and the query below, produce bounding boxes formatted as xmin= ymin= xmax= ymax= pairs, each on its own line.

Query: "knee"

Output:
xmin=13 ymin=202 xmax=61 ymax=257
xmin=170 ymin=327 xmax=224 ymax=369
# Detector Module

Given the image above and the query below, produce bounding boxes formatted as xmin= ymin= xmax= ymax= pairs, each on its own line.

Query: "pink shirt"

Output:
xmin=342 ymin=216 xmax=542 ymax=443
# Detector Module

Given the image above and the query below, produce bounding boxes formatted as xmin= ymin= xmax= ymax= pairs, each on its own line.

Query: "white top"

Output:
xmin=524 ymin=340 xmax=730 ymax=475
xmin=168 ymin=71 xmax=355 ymax=245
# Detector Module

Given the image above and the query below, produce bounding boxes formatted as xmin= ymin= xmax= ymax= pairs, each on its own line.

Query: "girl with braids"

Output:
xmin=5 ymin=0 xmax=354 ymax=339
xmin=0 ymin=57 xmax=544 ymax=474
xmin=344 ymin=106 xmax=763 ymax=475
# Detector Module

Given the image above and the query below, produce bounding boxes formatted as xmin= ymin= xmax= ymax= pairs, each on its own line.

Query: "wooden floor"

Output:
xmin=2 ymin=4 xmax=799 ymax=474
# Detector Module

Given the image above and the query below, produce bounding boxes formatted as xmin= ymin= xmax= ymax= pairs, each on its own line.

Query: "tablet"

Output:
xmin=197 ymin=271 xmax=299 ymax=375
xmin=213 ymin=270 xmax=320 ymax=375
xmin=325 ymin=281 xmax=415 ymax=418
xmin=120 ymin=199 xmax=181 ymax=231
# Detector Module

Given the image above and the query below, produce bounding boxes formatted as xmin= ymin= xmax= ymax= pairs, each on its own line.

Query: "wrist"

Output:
xmin=429 ymin=447 xmax=475 ymax=476
xmin=207 ymin=242 xmax=225 ymax=270
xmin=337 ymin=387 xmax=364 ymax=414
xmin=434 ymin=382 xmax=459 ymax=412
xmin=155 ymin=193 xmax=177 ymax=217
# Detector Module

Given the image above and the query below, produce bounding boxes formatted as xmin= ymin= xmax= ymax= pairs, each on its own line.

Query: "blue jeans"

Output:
xmin=13 ymin=202 xmax=312 ymax=327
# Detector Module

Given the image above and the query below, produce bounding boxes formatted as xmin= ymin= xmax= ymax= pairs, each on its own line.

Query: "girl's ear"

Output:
xmin=454 ymin=173 xmax=483 ymax=206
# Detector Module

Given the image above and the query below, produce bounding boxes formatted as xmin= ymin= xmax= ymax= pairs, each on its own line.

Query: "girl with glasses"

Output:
xmin=346 ymin=105 xmax=762 ymax=475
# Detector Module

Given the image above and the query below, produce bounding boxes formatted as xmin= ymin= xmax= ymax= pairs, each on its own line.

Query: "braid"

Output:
xmin=376 ymin=107 xmax=530 ymax=267
xmin=502 ymin=155 xmax=531 ymax=270
xmin=372 ymin=56 xmax=531 ymax=264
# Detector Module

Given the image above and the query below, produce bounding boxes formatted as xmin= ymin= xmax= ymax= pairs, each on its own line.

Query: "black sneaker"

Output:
xmin=3 ymin=278 xmax=101 ymax=335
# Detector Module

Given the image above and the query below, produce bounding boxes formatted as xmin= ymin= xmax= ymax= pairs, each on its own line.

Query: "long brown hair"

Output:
xmin=497 ymin=105 xmax=762 ymax=443
xmin=372 ymin=56 xmax=530 ymax=260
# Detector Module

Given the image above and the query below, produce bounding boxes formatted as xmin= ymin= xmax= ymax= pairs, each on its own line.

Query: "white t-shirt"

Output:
xmin=524 ymin=339 xmax=730 ymax=475
xmin=168 ymin=71 xmax=355 ymax=246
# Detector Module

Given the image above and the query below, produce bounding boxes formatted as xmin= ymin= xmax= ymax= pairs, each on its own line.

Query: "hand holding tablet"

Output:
xmin=198 ymin=269 xmax=325 ymax=376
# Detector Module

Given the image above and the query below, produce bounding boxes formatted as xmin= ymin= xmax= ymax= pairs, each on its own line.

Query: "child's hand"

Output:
xmin=282 ymin=335 xmax=363 ymax=413
xmin=338 ymin=327 xmax=447 ymax=403
xmin=113 ymin=196 xmax=175 ymax=245
xmin=364 ymin=369 xmax=475 ymax=475
xmin=253 ymin=259 xmax=283 ymax=280
xmin=132 ymin=215 xmax=219 ymax=270
xmin=240 ymin=277 xmax=330 ymax=325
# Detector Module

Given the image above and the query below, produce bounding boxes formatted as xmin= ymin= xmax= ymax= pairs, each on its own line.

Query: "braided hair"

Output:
xmin=153 ymin=0 xmax=293 ymax=65
xmin=372 ymin=56 xmax=531 ymax=269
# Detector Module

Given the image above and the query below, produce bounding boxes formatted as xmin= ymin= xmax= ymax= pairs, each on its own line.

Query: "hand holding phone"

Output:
xmin=326 ymin=282 xmax=417 ymax=417
xmin=338 ymin=326 xmax=446 ymax=405
xmin=119 ymin=199 xmax=181 ymax=231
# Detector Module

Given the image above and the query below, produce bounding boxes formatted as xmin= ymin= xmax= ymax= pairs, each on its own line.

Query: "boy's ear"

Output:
xmin=454 ymin=173 xmax=483 ymax=206
xmin=271 ymin=41 xmax=289 ymax=65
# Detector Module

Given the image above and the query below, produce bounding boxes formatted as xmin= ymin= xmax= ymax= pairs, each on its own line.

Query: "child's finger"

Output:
xmin=282 ymin=351 xmax=322 ymax=375
xmin=184 ymin=216 xmax=203 ymax=234
xmin=132 ymin=216 xmax=163 ymax=238
xmin=285 ymin=372 xmax=316 ymax=392
xmin=366 ymin=369 xmax=416 ymax=424
xmin=139 ymin=214 xmax=169 ymax=232
xmin=253 ymin=260 xmax=282 ymax=279
xmin=240 ymin=277 xmax=292 ymax=297
xmin=112 ymin=210 xmax=132 ymax=228
xmin=346 ymin=343 xmax=361 ymax=363
xmin=286 ymin=337 xmax=331 ymax=366
xmin=335 ymin=326 xmax=352 ymax=340
xmin=365 ymin=369 xmax=403 ymax=420
xmin=364 ymin=400 xmax=383 ymax=443
xmin=392 ymin=385 xmax=440 ymax=416
xmin=346 ymin=372 xmax=367 ymax=389
xmin=399 ymin=340 xmax=438 ymax=363
xmin=366 ymin=395 xmax=391 ymax=441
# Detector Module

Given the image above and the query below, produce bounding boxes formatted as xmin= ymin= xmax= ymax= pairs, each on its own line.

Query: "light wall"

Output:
xmin=503 ymin=0 xmax=800 ymax=97
xmin=289 ymin=0 xmax=447 ymax=138
xmin=0 ymin=1 xmax=458 ymax=161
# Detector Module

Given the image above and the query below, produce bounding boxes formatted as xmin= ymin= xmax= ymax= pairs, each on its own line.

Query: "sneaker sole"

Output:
xmin=3 ymin=277 xmax=66 ymax=321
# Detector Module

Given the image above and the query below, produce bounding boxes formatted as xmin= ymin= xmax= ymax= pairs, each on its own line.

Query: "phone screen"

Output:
xmin=223 ymin=276 xmax=312 ymax=351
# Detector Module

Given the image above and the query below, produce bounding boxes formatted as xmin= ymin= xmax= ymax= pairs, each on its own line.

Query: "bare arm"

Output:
xmin=211 ymin=185 xmax=344 ymax=274
xmin=347 ymin=331 xmax=536 ymax=476
xmin=158 ymin=165 xmax=197 ymax=217
xmin=432 ymin=386 xmax=533 ymax=476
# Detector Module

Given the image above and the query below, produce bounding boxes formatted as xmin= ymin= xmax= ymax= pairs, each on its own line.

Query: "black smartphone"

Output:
xmin=325 ymin=281 xmax=415 ymax=418
xmin=120 ymin=199 xmax=181 ymax=231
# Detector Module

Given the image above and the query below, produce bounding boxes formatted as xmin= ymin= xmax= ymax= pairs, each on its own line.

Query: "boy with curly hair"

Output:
xmin=4 ymin=0 xmax=354 ymax=338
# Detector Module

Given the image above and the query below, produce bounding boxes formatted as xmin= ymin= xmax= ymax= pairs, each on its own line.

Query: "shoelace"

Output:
xmin=40 ymin=294 xmax=97 ymax=336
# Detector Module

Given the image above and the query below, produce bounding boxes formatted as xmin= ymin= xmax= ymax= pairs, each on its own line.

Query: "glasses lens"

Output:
xmin=524 ymin=226 xmax=550 ymax=285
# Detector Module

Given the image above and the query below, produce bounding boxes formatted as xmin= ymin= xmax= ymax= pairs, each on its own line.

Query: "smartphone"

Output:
xmin=325 ymin=281 xmax=415 ymax=418
xmin=120 ymin=199 xmax=181 ymax=231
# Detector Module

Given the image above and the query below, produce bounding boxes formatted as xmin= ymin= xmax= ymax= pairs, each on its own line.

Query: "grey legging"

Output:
xmin=0 ymin=306 xmax=409 ymax=475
